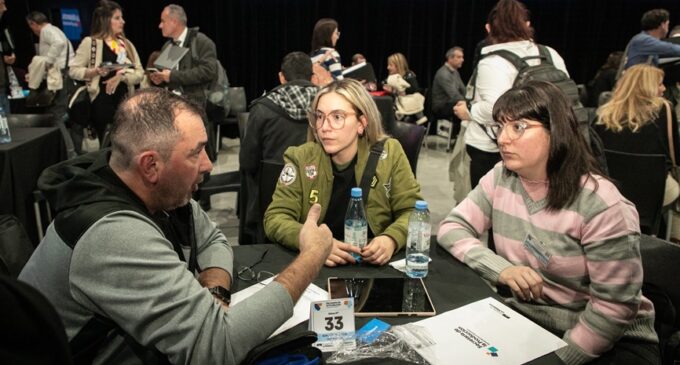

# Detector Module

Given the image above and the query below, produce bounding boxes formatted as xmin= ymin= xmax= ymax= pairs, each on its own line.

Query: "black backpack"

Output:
xmin=467 ymin=44 xmax=608 ymax=173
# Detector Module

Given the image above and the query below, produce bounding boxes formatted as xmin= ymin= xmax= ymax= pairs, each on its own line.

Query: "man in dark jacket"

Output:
xmin=151 ymin=4 xmax=217 ymax=107
xmin=0 ymin=0 xmax=17 ymax=113
xmin=239 ymin=52 xmax=318 ymax=244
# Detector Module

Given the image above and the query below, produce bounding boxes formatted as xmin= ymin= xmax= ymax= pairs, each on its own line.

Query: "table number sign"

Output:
xmin=309 ymin=298 xmax=356 ymax=352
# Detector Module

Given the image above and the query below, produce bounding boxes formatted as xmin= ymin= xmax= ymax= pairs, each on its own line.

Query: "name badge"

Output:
xmin=309 ymin=298 xmax=356 ymax=352
xmin=522 ymin=233 xmax=551 ymax=267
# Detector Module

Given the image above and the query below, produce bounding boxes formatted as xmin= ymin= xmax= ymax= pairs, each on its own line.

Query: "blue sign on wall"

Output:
xmin=60 ymin=8 xmax=82 ymax=41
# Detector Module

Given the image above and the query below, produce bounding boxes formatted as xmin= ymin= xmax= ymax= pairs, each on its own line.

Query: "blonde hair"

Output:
xmin=307 ymin=79 xmax=388 ymax=145
xmin=597 ymin=64 xmax=665 ymax=132
xmin=387 ymin=53 xmax=410 ymax=77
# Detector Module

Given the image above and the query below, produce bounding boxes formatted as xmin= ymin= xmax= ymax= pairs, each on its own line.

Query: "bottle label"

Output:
xmin=344 ymin=223 xmax=367 ymax=249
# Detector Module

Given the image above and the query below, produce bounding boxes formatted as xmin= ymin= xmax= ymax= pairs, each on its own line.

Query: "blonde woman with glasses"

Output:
xmin=265 ymin=79 xmax=422 ymax=267
xmin=595 ymin=64 xmax=680 ymax=240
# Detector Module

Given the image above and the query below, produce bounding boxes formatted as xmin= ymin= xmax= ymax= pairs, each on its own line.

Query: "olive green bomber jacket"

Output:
xmin=264 ymin=137 xmax=422 ymax=251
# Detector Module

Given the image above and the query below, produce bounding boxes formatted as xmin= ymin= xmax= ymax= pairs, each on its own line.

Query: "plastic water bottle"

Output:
xmin=345 ymin=187 xmax=368 ymax=263
xmin=406 ymin=200 xmax=431 ymax=278
xmin=0 ymin=107 xmax=10 ymax=144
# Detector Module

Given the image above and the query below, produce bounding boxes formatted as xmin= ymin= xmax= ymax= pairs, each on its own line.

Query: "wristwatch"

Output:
xmin=208 ymin=286 xmax=231 ymax=304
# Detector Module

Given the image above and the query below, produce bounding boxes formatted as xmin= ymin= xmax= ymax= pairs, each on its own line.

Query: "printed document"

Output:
xmin=407 ymin=297 xmax=566 ymax=365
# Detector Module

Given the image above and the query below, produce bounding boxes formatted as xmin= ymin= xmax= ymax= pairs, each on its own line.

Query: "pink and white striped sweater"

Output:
xmin=437 ymin=164 xmax=657 ymax=365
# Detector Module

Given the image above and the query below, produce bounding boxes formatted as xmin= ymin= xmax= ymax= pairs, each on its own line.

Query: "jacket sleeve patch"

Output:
xmin=279 ymin=163 xmax=297 ymax=186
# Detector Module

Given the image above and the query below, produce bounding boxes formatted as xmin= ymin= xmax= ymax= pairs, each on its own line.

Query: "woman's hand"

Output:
xmin=453 ymin=100 xmax=471 ymax=121
xmin=362 ymin=235 xmax=397 ymax=265
xmin=325 ymin=239 xmax=362 ymax=267
xmin=498 ymin=265 xmax=543 ymax=301
xmin=103 ymin=69 xmax=125 ymax=95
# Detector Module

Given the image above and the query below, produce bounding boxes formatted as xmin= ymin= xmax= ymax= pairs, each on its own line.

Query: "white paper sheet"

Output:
xmin=406 ymin=297 xmax=566 ymax=365
xmin=231 ymin=277 xmax=329 ymax=338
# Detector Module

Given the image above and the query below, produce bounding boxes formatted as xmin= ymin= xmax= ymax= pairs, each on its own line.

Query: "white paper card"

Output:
xmin=408 ymin=297 xmax=566 ymax=365
xmin=231 ymin=277 xmax=329 ymax=338
xmin=309 ymin=298 xmax=356 ymax=352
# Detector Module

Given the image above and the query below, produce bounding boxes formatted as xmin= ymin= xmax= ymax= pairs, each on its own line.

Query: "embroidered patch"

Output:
xmin=380 ymin=150 xmax=388 ymax=160
xmin=279 ymin=163 xmax=297 ymax=186
xmin=383 ymin=177 xmax=392 ymax=199
xmin=370 ymin=176 xmax=378 ymax=188
xmin=305 ymin=164 xmax=318 ymax=180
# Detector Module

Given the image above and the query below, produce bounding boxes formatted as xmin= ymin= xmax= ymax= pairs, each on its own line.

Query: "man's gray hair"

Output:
xmin=110 ymin=88 xmax=203 ymax=169
xmin=445 ymin=46 xmax=464 ymax=59
xmin=166 ymin=4 xmax=187 ymax=26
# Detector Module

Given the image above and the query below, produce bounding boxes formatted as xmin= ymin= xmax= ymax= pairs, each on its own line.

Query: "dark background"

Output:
xmin=4 ymin=0 xmax=680 ymax=102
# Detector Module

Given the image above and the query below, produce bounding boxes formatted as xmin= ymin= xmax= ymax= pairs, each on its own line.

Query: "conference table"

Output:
xmin=0 ymin=127 xmax=65 ymax=244
xmin=232 ymin=239 xmax=561 ymax=364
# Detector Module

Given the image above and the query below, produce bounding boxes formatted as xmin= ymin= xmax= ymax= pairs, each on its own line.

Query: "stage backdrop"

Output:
xmin=6 ymin=0 xmax=680 ymax=103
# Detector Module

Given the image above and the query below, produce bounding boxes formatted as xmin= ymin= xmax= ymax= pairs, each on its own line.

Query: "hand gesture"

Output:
xmin=498 ymin=265 xmax=543 ymax=301
xmin=299 ymin=204 xmax=333 ymax=259
xmin=453 ymin=100 xmax=471 ymax=121
xmin=362 ymin=235 xmax=396 ymax=265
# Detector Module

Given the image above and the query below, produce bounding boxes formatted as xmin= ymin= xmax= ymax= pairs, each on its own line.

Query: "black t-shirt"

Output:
xmin=324 ymin=157 xmax=375 ymax=240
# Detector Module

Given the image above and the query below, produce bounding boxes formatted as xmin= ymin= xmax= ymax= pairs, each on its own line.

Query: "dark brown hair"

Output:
xmin=487 ymin=0 xmax=534 ymax=44
xmin=311 ymin=18 xmax=338 ymax=52
xmin=90 ymin=0 xmax=123 ymax=39
xmin=493 ymin=81 xmax=603 ymax=210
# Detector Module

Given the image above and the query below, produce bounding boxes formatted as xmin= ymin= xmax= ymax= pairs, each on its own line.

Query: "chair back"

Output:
xmin=259 ymin=160 xmax=284 ymax=242
xmin=604 ymin=149 xmax=666 ymax=235
xmin=639 ymin=234 xmax=680 ymax=362
xmin=237 ymin=112 xmax=249 ymax=140
xmin=0 ymin=215 xmax=35 ymax=278
xmin=393 ymin=121 xmax=427 ymax=177
xmin=372 ymin=95 xmax=395 ymax=135
xmin=228 ymin=87 xmax=247 ymax=117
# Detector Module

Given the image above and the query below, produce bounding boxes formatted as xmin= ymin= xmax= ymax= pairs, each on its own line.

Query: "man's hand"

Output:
xmin=498 ymin=266 xmax=543 ymax=301
xmin=149 ymin=69 xmax=170 ymax=85
xmin=362 ymin=235 xmax=396 ymax=265
xmin=3 ymin=53 xmax=15 ymax=65
xmin=325 ymin=239 xmax=362 ymax=267
xmin=453 ymin=100 xmax=471 ymax=121
xmin=299 ymin=204 xmax=332 ymax=258
xmin=275 ymin=204 xmax=332 ymax=303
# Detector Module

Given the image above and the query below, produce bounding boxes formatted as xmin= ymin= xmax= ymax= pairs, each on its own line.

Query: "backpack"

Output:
xmin=467 ymin=44 xmax=608 ymax=173
xmin=190 ymin=37 xmax=231 ymax=116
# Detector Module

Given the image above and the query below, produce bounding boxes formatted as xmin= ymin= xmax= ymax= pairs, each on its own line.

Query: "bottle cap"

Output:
xmin=415 ymin=200 xmax=428 ymax=210
xmin=351 ymin=187 xmax=362 ymax=198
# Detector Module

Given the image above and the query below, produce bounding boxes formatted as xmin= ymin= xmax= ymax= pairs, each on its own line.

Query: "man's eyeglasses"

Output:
xmin=485 ymin=120 xmax=544 ymax=141
xmin=308 ymin=110 xmax=357 ymax=130
xmin=237 ymin=248 xmax=274 ymax=282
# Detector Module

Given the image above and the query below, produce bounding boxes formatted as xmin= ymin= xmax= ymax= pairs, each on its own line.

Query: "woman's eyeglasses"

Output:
xmin=308 ymin=110 xmax=357 ymax=130
xmin=485 ymin=120 xmax=544 ymax=141
xmin=237 ymin=249 xmax=275 ymax=282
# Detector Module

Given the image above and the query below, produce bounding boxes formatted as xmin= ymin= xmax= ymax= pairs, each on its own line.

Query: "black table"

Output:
xmin=0 ymin=127 xmax=65 ymax=244
xmin=232 ymin=240 xmax=561 ymax=364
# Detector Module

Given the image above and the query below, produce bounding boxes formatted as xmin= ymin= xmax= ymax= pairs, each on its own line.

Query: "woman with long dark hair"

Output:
xmin=440 ymin=81 xmax=658 ymax=365
xmin=310 ymin=18 xmax=343 ymax=80
xmin=453 ymin=0 xmax=568 ymax=188
xmin=69 ymin=0 xmax=143 ymax=143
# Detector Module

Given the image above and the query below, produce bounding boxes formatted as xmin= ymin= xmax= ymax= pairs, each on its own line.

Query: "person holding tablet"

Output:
xmin=437 ymin=81 xmax=658 ymax=365
xmin=264 ymin=79 xmax=422 ymax=267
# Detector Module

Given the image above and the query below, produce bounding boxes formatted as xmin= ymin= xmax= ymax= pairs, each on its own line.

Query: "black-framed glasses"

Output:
xmin=484 ymin=120 xmax=544 ymax=141
xmin=308 ymin=110 xmax=357 ymax=130
xmin=237 ymin=248 xmax=274 ymax=282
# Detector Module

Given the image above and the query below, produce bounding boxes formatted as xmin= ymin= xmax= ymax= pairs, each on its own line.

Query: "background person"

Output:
xmin=310 ymin=18 xmax=343 ymax=80
xmin=265 ymin=79 xmax=422 ymax=266
xmin=453 ymin=0 xmax=568 ymax=188
xmin=594 ymin=64 xmax=680 ymax=240
xmin=439 ymin=81 xmax=658 ymax=365
xmin=68 ymin=0 xmax=144 ymax=143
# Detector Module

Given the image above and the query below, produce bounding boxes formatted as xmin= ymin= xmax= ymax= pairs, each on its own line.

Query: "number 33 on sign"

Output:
xmin=309 ymin=298 xmax=356 ymax=352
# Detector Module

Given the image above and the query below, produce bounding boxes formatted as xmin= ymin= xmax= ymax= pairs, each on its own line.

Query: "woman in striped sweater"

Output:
xmin=310 ymin=18 xmax=343 ymax=80
xmin=437 ymin=81 xmax=658 ymax=365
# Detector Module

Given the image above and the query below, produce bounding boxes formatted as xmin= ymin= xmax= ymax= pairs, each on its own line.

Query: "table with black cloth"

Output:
xmin=232 ymin=239 xmax=561 ymax=364
xmin=0 ymin=127 xmax=65 ymax=244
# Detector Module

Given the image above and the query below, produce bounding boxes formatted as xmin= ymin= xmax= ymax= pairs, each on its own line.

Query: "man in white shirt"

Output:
xmin=26 ymin=11 xmax=76 ymax=158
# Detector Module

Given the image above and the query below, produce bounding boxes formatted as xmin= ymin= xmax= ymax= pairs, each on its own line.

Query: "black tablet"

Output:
xmin=327 ymin=277 xmax=436 ymax=317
